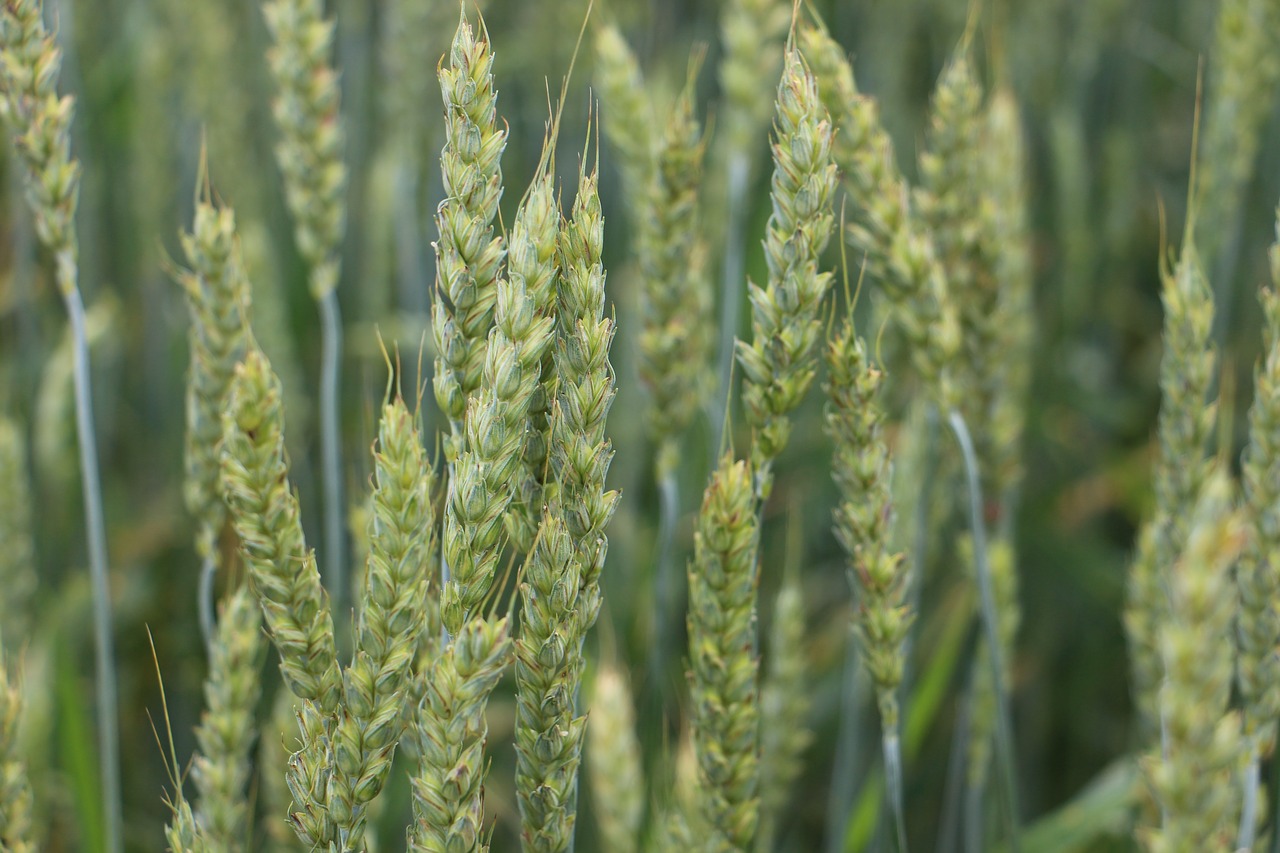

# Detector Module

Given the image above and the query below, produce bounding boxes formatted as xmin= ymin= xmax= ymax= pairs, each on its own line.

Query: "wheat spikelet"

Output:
xmin=736 ymin=49 xmax=838 ymax=496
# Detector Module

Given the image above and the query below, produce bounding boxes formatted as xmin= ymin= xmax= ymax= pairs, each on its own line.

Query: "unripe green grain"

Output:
xmin=410 ymin=617 xmax=512 ymax=853
xmin=638 ymin=81 xmax=712 ymax=475
xmin=1141 ymin=470 xmax=1243 ymax=853
xmin=495 ymin=156 xmax=560 ymax=554
xmin=0 ymin=642 xmax=34 ymax=853
xmin=329 ymin=399 xmax=435 ymax=849
xmin=222 ymin=347 xmax=341 ymax=712
xmin=433 ymin=13 xmax=507 ymax=458
xmin=1239 ymin=228 xmax=1280 ymax=741
xmin=176 ymin=193 xmax=253 ymax=563
xmin=221 ymin=346 xmax=342 ymax=846
xmin=757 ymin=575 xmax=812 ymax=851
xmin=594 ymin=21 xmax=654 ymax=206
xmin=686 ymin=455 xmax=760 ymax=851
xmin=262 ymin=0 xmax=345 ymax=300
xmin=736 ymin=49 xmax=838 ymax=496
xmin=587 ymin=665 xmax=643 ymax=853
xmin=824 ymin=328 xmax=911 ymax=734
xmin=1125 ymin=238 xmax=1217 ymax=738
xmin=0 ymin=417 xmax=35 ymax=646
xmin=801 ymin=23 xmax=958 ymax=404
xmin=191 ymin=585 xmax=266 ymax=852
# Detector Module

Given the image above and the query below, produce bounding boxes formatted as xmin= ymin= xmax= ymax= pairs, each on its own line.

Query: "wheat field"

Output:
xmin=0 ymin=0 xmax=1278 ymax=851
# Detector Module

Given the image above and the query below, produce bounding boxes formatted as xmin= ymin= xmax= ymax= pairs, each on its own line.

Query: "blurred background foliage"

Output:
xmin=0 ymin=0 xmax=1273 ymax=850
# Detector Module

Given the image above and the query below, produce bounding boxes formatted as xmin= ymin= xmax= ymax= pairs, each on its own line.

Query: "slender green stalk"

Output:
xmin=261 ymin=0 xmax=349 ymax=611
xmin=949 ymin=411 xmax=1020 ymax=852
xmin=0 ymin=3 xmax=119 ymax=848
xmin=714 ymin=0 xmax=789 ymax=414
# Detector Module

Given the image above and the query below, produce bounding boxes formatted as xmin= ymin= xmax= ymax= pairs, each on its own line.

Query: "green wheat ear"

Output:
xmin=432 ymin=10 xmax=508 ymax=460
xmin=1233 ymin=211 xmax=1280 ymax=846
xmin=736 ymin=47 xmax=838 ymax=498
xmin=0 ymin=417 xmax=35 ymax=647
xmin=1125 ymin=235 xmax=1217 ymax=740
xmin=221 ymin=346 xmax=341 ymax=712
xmin=587 ymin=665 xmax=644 ymax=853
xmin=801 ymin=21 xmax=957 ymax=404
xmin=189 ymin=585 xmax=266 ymax=853
xmin=174 ymin=181 xmax=254 ymax=644
xmin=0 ymin=640 xmax=34 ymax=853
xmin=757 ymin=574 xmax=813 ymax=850
xmin=328 ymin=397 xmax=435 ymax=847
xmin=686 ymin=454 xmax=760 ymax=851
xmin=1141 ymin=469 xmax=1243 ymax=852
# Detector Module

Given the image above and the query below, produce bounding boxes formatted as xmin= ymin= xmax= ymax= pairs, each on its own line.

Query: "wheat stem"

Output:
xmin=947 ymin=410 xmax=1019 ymax=852
xmin=318 ymin=288 xmax=345 ymax=617
xmin=65 ymin=260 xmax=122 ymax=853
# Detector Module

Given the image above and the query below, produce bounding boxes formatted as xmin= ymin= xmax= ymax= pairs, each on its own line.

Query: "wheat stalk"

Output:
xmin=261 ymin=0 xmax=349 ymax=612
xmin=0 ymin=2 xmax=120 ymax=846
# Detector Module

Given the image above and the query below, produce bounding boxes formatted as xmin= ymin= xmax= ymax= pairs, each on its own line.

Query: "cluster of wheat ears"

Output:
xmin=1 ymin=0 xmax=1279 ymax=850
